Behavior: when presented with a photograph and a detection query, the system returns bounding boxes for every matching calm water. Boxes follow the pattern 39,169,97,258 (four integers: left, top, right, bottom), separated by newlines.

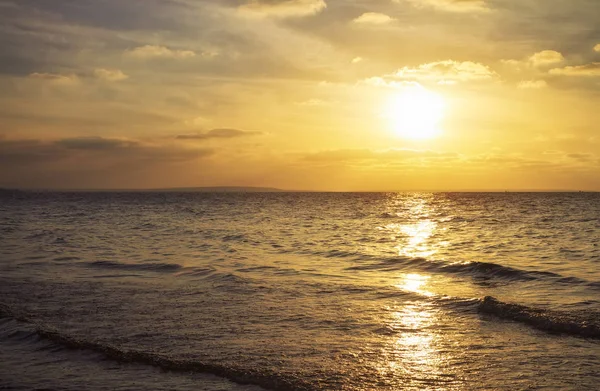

1,192,599,390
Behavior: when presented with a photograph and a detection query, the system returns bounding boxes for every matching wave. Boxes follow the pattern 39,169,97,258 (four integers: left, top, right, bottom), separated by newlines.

24,230,52,239
87,260,182,272
0,305,311,391
175,266,217,277
478,296,600,339
346,256,592,285
54,256,81,262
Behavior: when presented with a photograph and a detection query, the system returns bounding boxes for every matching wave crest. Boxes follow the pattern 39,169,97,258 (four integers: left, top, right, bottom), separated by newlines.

478,296,600,339
347,257,592,286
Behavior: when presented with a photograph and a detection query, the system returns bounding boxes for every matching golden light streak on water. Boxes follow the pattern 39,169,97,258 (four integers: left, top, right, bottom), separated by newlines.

383,194,442,258
397,273,433,297
377,300,451,390
396,220,438,258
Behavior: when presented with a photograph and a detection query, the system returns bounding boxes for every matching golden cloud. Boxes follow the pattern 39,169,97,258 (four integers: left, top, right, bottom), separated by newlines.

94,69,128,82
403,0,488,12
353,12,395,25
126,45,196,59
238,0,326,18
391,60,497,84
528,50,564,68
28,73,79,84
549,63,600,77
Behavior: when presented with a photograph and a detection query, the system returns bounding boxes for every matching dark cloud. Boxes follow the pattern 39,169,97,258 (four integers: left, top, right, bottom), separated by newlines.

0,0,341,83
7,0,190,32
486,0,600,57
0,139,69,164
236,0,327,17
56,136,137,150
0,137,213,166
0,136,215,188
176,128,263,140
0,0,194,77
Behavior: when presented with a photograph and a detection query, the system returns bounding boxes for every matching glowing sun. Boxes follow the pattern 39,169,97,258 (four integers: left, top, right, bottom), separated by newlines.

385,88,445,140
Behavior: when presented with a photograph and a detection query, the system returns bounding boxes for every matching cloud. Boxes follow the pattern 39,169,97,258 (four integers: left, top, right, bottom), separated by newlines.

30,69,127,85
518,80,547,89
303,148,459,164
567,153,595,162
28,72,79,84
361,77,421,89
300,148,599,175
403,0,488,12
502,50,565,72
594,44,600,53
383,60,497,85
238,0,326,18
528,50,564,68
94,68,128,82
501,59,522,69
126,45,196,59
176,128,262,140
353,12,395,25
56,137,136,150
351,57,363,64
0,137,214,188
0,137,212,165
549,63,600,77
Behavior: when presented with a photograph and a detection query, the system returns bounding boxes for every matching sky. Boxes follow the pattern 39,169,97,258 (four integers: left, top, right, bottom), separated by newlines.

0,0,599,191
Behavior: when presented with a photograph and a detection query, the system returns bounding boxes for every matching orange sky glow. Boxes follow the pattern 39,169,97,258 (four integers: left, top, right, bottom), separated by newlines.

1,0,599,190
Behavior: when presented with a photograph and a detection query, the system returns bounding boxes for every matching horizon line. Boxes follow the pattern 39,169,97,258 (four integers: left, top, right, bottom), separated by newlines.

1,186,598,193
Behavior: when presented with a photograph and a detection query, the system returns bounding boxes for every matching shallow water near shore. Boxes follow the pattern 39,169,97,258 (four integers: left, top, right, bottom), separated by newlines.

1,192,599,390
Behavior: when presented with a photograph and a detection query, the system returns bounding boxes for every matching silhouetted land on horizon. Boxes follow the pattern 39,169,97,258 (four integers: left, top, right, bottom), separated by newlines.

150,186,285,192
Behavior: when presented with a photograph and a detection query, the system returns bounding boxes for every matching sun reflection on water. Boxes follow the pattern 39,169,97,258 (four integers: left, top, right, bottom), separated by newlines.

383,194,443,258
398,273,433,297
377,300,446,388
375,194,457,389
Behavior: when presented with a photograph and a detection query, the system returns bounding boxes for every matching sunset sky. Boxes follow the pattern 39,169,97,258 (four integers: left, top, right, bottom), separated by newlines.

1,0,599,190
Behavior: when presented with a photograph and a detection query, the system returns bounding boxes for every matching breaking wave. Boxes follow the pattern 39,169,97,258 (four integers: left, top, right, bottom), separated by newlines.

346,256,593,286
478,296,600,339
0,304,311,391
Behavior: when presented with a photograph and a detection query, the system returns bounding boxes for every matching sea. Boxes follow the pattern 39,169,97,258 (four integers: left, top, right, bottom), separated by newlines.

1,191,599,390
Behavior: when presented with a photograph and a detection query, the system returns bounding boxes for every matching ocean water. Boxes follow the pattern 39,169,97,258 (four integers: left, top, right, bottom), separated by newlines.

1,191,599,390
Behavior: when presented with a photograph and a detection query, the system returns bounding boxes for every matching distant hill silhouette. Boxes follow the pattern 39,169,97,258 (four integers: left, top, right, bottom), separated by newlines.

149,186,284,193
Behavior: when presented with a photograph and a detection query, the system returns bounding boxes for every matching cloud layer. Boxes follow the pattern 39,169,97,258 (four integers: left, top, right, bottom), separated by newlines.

238,0,327,18
0,0,599,190
403,0,488,12
176,128,263,140
549,63,600,77
353,12,395,25
126,45,196,59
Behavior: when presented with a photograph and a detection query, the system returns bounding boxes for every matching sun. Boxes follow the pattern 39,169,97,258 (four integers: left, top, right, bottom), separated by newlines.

384,87,445,140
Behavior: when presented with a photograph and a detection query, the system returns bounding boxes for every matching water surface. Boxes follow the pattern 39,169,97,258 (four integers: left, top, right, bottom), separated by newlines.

1,192,599,390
